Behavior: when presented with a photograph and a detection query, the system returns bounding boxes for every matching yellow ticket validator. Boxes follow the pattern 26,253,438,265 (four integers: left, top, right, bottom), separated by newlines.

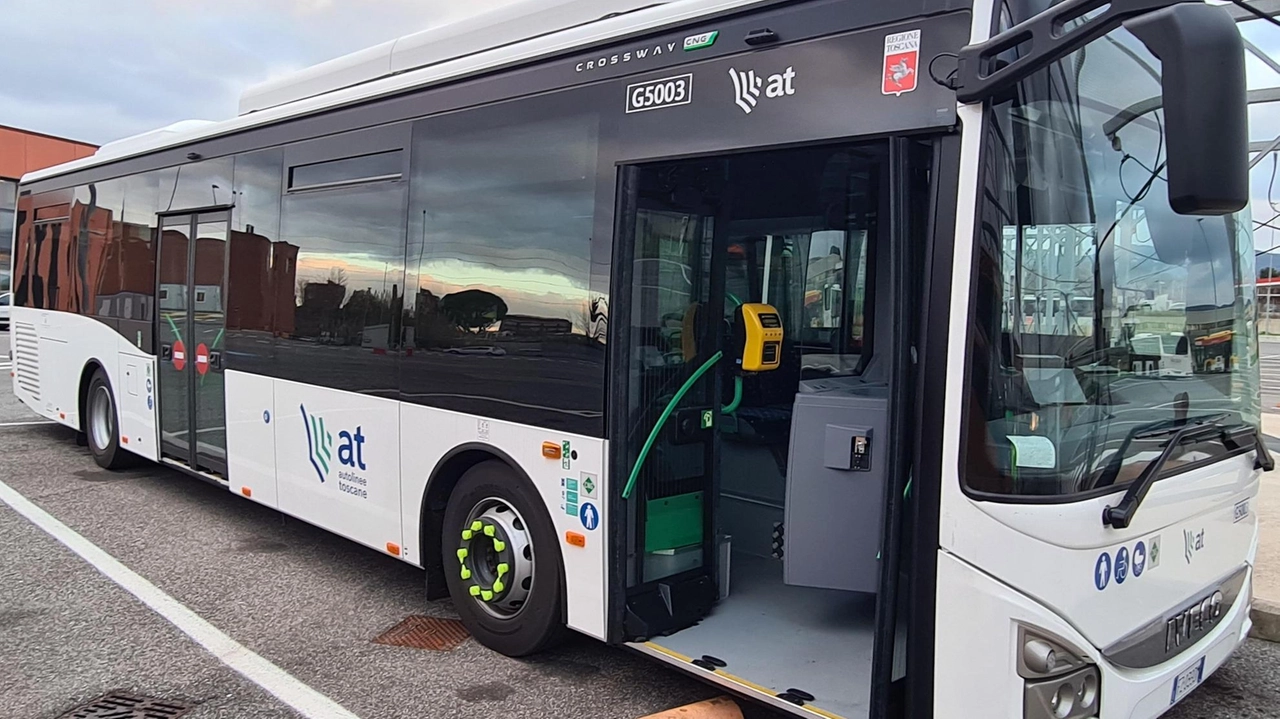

735,303,784,372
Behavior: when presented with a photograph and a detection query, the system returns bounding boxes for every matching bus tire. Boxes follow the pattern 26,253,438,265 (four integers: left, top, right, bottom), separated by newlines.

84,369,132,470
441,460,566,657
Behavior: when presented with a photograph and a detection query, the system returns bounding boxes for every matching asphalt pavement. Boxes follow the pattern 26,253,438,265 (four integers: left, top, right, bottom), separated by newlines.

0,332,1278,719
0,325,722,718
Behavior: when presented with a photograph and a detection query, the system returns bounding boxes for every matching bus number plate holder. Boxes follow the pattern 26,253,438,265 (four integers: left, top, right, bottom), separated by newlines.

1171,656,1205,706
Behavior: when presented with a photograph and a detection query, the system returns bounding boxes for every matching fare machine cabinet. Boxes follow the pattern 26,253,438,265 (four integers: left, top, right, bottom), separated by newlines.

783,380,889,593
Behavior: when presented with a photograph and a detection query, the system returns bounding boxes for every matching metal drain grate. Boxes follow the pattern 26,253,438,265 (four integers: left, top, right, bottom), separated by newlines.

373,615,470,651
57,691,191,719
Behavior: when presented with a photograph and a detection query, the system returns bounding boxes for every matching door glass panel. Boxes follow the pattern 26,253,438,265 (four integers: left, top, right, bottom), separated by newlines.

627,187,720,584
158,217,191,457
193,214,228,470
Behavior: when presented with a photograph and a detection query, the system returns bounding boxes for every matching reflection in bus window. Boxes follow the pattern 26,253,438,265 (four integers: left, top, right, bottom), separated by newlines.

964,22,1260,498
403,105,604,433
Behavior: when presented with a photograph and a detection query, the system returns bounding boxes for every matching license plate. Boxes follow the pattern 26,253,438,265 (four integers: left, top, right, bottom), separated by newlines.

1170,656,1206,706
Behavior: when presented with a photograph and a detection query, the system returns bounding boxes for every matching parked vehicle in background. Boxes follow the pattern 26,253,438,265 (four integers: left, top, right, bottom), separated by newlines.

1130,332,1194,377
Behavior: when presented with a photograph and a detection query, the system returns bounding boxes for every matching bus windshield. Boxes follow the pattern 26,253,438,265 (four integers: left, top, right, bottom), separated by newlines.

963,18,1260,499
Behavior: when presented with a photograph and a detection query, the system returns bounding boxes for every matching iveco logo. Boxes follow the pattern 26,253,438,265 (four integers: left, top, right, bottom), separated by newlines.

1166,590,1224,653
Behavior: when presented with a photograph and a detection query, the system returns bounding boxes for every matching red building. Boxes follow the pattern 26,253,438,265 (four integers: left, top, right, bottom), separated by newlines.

0,125,98,287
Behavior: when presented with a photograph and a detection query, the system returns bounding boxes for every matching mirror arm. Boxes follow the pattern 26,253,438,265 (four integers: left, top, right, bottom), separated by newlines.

952,0,1190,104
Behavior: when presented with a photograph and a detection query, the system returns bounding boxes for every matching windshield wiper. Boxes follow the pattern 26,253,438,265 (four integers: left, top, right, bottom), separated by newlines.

1102,417,1274,529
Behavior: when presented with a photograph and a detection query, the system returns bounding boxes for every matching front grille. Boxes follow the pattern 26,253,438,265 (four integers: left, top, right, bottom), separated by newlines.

13,321,39,401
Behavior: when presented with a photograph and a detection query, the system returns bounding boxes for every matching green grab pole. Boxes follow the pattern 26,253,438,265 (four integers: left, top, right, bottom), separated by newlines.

622,351,723,500
720,375,743,415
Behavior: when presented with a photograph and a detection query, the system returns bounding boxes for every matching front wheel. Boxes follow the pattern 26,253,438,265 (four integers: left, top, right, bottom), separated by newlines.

441,460,566,656
85,369,132,470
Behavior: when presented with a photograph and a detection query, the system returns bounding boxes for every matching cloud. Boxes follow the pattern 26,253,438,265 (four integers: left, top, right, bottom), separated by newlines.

0,0,521,144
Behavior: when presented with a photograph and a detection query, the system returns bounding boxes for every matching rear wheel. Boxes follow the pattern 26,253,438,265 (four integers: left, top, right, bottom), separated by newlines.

85,369,132,470
441,460,565,656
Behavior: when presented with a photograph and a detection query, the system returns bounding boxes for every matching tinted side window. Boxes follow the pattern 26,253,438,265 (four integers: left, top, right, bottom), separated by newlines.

271,180,406,394
290,151,402,190
118,171,163,326
405,102,604,434
12,193,31,305
158,158,234,212
0,179,16,286
225,149,286,372
15,192,74,310
79,180,127,319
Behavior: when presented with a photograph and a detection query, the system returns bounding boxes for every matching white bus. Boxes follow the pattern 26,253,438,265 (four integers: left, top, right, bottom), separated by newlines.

8,0,1273,717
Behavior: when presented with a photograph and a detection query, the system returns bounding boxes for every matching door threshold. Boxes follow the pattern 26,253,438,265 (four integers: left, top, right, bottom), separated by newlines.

160,457,229,487
629,641,846,719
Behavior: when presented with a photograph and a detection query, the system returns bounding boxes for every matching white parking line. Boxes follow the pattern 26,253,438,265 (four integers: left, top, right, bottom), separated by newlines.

0,479,362,719
0,420,56,427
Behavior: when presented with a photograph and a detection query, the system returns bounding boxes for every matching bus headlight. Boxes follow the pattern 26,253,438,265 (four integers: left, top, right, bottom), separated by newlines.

1019,627,1100,719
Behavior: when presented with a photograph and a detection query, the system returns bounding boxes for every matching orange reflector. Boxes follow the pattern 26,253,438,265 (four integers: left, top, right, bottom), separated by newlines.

120,436,129,444
565,531,586,548
59,412,65,419
542,442,562,460
386,542,402,556
241,487,252,497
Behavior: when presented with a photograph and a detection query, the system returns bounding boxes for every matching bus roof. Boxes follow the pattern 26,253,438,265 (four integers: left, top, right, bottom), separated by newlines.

24,0,773,186
239,0,675,116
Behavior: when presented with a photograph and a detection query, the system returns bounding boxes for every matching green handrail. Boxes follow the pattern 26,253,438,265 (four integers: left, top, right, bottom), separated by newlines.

721,375,743,415
622,351,723,500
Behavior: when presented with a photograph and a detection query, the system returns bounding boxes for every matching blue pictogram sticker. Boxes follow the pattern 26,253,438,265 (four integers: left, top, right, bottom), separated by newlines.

1115,546,1130,584
1095,552,1112,591
579,501,599,531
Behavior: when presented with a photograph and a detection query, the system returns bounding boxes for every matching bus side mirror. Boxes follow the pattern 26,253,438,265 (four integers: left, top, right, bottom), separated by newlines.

953,0,1248,217
1124,3,1248,216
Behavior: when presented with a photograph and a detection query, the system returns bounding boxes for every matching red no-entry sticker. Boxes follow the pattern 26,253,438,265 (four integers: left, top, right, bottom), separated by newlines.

172,340,186,371
195,343,210,376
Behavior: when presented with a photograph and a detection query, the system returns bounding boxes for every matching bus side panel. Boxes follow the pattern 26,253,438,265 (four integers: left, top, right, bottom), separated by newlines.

225,370,278,507
10,308,54,422
399,402,607,641
114,344,158,461
10,308,140,441
272,378,403,556
28,308,86,428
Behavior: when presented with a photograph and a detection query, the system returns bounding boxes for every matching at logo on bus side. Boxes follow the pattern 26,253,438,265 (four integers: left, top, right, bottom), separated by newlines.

728,65,796,115
1184,528,1204,564
301,404,368,490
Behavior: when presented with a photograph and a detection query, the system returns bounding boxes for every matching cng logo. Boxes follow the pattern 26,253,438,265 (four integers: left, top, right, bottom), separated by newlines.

301,404,368,488
728,65,796,114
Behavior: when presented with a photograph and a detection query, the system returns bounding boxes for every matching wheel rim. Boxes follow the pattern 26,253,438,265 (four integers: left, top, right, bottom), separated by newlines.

455,497,535,619
89,385,113,451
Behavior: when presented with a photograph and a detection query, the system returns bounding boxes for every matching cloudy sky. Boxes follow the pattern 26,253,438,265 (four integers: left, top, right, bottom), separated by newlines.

0,0,520,144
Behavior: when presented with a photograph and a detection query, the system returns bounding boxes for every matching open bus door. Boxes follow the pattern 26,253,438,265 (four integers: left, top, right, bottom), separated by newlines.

611,138,932,717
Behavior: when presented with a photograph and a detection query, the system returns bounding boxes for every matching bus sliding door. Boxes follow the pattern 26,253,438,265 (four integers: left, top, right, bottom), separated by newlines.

156,211,229,476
